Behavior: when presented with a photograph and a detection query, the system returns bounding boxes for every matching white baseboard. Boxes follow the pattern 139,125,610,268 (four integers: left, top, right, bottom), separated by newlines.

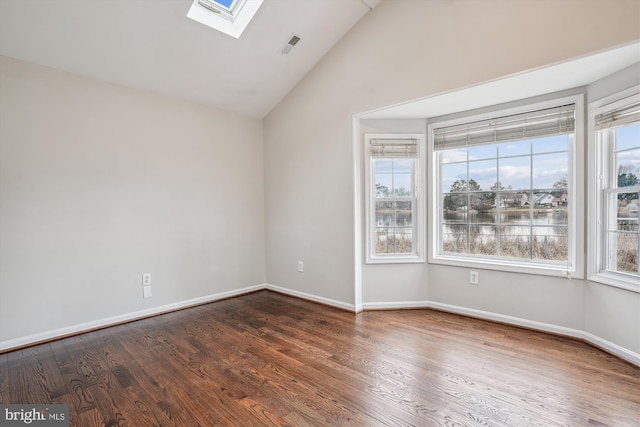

265,283,357,312
0,284,266,353
3,284,638,367
427,301,584,338
427,301,640,367
0,283,354,352
580,331,640,367
362,301,431,310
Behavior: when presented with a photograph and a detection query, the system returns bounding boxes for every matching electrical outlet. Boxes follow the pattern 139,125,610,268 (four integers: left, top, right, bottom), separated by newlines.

469,271,479,285
297,261,304,272
143,285,152,298
142,273,151,286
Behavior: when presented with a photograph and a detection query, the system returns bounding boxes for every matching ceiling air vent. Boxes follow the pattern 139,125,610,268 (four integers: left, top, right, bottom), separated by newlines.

280,34,302,55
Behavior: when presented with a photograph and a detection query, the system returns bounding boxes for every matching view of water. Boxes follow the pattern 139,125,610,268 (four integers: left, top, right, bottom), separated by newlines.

443,209,568,236
375,205,638,262
439,209,570,259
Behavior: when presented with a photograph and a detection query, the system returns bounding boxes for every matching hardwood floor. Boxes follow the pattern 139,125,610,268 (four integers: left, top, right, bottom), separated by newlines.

1,290,638,426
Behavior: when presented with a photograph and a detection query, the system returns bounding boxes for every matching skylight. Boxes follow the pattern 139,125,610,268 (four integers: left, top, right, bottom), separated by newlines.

211,0,234,9
187,0,264,39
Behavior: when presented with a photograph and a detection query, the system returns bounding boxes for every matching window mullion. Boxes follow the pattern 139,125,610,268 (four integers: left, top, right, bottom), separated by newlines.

496,155,501,257
529,146,534,260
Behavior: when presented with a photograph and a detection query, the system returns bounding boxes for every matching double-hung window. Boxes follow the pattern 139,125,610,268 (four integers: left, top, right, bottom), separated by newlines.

364,134,425,263
590,88,640,290
429,95,582,275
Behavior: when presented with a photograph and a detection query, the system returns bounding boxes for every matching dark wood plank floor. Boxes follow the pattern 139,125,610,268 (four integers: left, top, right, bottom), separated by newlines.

1,290,638,426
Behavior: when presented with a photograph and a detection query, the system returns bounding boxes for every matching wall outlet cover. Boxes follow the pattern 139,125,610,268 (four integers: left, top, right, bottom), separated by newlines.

470,271,479,285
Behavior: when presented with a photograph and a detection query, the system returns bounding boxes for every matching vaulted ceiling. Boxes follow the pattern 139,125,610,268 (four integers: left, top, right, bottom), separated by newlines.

0,0,379,118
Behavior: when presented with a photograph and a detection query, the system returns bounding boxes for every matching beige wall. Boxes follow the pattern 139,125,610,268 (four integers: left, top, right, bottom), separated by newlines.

0,56,266,344
264,0,640,358
359,119,429,305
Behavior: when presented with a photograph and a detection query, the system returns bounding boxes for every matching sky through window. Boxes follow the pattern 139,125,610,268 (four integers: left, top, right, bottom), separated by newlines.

212,0,234,9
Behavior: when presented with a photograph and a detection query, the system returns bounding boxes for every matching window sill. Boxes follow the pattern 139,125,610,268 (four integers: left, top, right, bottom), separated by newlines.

365,255,425,265
429,254,582,279
588,272,640,293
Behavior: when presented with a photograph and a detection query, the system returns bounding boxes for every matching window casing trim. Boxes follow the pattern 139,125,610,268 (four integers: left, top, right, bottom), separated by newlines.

364,133,426,264
427,93,585,278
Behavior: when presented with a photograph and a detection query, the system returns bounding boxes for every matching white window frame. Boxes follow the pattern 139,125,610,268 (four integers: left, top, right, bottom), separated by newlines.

427,94,585,278
364,133,425,264
187,0,264,39
588,86,640,292
198,0,245,21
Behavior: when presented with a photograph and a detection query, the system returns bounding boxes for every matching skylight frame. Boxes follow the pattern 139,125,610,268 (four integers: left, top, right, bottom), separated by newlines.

198,0,242,22
209,0,236,11
187,0,264,39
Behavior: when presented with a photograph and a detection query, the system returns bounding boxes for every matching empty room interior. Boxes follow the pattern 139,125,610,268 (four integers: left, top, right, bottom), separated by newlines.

1,0,639,425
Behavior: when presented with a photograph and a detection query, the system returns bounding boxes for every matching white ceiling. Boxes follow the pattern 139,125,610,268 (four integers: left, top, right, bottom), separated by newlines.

0,0,378,118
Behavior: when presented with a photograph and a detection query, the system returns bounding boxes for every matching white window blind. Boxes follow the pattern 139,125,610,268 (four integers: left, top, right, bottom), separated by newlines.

434,104,575,150
369,139,418,158
593,93,640,130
